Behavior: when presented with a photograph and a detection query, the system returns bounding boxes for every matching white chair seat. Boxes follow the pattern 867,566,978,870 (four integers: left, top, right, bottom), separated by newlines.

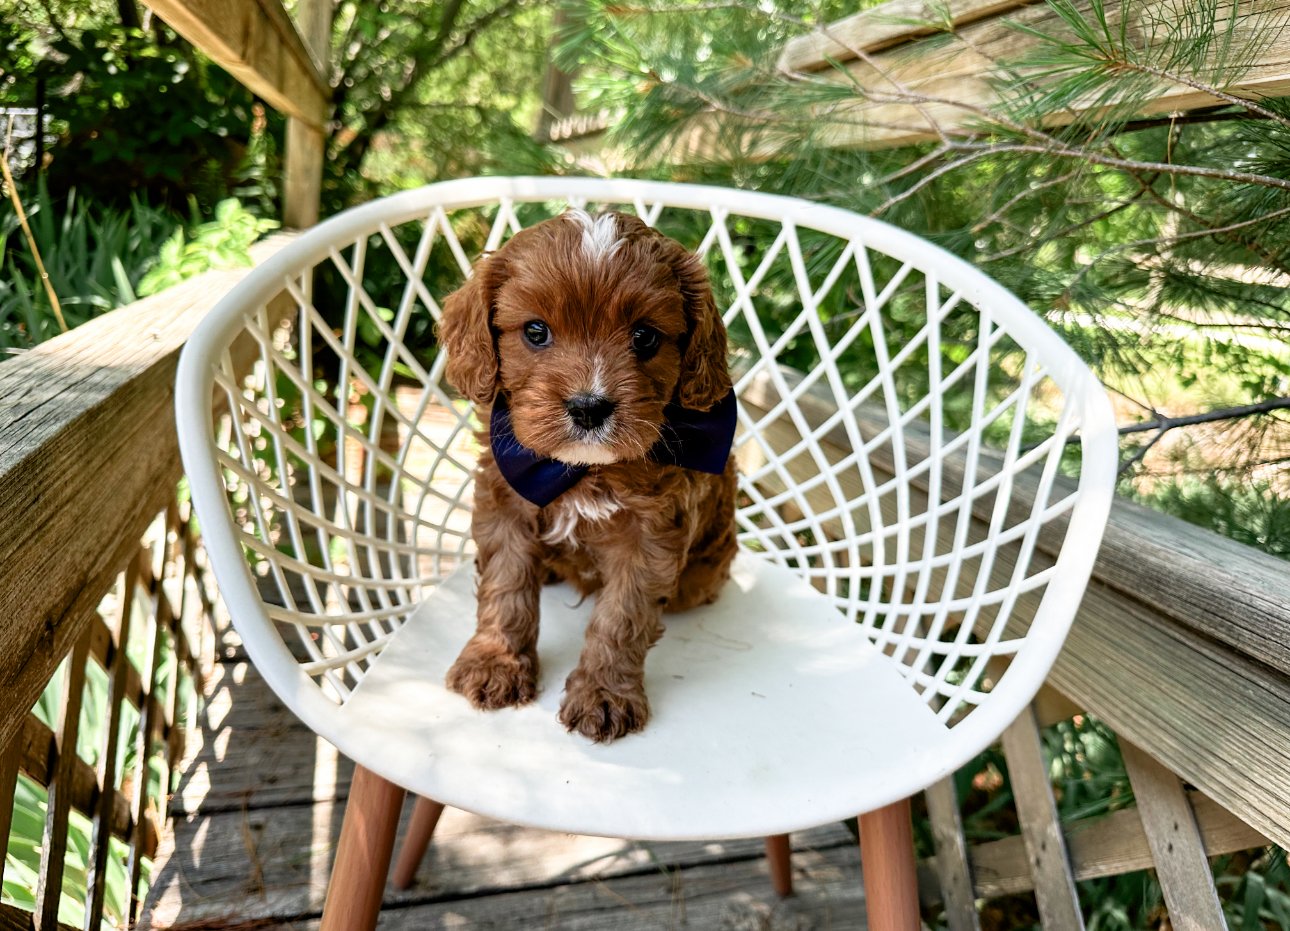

336,552,949,841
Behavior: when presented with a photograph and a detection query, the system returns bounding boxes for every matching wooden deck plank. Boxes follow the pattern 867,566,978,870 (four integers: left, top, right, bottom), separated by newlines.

149,557,874,929
171,659,356,815
147,644,859,928
257,845,868,930
142,799,857,927
0,235,297,760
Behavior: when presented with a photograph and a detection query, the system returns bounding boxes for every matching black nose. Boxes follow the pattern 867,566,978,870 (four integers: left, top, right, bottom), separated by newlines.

565,394,616,431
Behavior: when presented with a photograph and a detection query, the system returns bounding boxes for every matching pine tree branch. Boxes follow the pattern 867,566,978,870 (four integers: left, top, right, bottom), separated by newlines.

971,169,1085,233
1118,397,1290,436
1118,427,1166,475
1113,398,1290,474
1152,306,1290,334
1103,57,1290,134
977,188,1150,261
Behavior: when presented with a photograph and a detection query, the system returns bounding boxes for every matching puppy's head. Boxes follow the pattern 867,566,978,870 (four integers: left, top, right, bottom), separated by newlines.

439,209,730,466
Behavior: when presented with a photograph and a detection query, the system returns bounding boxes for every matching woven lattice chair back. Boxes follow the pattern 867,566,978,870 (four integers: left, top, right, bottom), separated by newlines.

178,178,1116,830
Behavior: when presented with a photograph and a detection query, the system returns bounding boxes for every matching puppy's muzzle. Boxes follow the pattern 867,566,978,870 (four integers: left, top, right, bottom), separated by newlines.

565,394,616,431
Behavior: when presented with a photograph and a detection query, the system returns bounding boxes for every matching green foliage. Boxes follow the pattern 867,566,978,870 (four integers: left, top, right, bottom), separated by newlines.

1217,849,1290,929
1,7,277,209
1,183,274,350
138,199,278,297
562,3,1290,925
561,0,1290,486
324,0,557,208
4,773,137,930
1131,475,1290,559
0,179,180,348
5,575,181,928
560,0,1290,592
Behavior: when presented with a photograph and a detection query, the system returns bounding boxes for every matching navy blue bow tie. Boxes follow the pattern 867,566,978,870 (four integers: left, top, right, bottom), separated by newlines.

489,390,738,507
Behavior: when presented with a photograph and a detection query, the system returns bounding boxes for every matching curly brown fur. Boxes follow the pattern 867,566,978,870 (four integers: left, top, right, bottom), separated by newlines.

439,209,737,742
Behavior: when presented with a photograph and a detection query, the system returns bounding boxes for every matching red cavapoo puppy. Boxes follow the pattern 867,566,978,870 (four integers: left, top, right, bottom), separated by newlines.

438,208,738,743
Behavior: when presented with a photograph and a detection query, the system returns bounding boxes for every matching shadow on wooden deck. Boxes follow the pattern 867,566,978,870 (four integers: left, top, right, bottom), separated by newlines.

138,629,869,930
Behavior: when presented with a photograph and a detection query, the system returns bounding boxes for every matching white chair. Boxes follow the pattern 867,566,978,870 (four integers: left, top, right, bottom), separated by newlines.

176,177,1117,930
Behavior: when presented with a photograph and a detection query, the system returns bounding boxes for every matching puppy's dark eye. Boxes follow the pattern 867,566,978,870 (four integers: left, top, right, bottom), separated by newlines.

630,324,661,360
522,320,551,347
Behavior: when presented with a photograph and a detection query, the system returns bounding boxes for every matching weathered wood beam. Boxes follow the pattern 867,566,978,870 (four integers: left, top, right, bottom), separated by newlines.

140,0,329,128
741,371,1290,848
809,0,1290,150
0,235,298,759
779,0,1039,72
924,777,981,931
652,0,1290,160
1121,741,1227,930
999,707,1085,930
34,630,91,931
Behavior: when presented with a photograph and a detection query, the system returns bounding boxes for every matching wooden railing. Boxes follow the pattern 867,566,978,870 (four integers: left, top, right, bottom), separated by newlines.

742,368,1289,927
0,508,205,931
1,0,325,922
0,239,294,930
776,0,1290,147
3,0,1289,928
553,0,1290,157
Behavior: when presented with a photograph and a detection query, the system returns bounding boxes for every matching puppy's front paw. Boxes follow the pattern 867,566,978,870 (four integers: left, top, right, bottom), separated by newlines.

558,673,650,743
445,637,538,710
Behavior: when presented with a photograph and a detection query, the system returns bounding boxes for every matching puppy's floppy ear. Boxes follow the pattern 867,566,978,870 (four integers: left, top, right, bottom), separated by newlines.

439,254,503,407
668,244,732,411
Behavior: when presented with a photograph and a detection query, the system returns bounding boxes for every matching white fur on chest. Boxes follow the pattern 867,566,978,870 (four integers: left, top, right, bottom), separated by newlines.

541,490,621,545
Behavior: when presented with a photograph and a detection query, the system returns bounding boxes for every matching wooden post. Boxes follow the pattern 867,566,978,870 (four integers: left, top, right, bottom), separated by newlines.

534,7,575,142
858,798,921,931
284,0,331,229
1121,741,1228,930
1000,706,1086,930
34,629,93,931
924,777,981,931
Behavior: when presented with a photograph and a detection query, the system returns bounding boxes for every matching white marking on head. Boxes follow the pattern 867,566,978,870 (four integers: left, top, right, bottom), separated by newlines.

589,356,607,397
565,208,623,263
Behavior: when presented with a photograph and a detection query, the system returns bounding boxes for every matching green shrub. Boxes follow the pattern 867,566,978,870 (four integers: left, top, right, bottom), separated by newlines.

1140,476,1290,560
6,21,275,210
1,185,276,351
138,198,278,297
0,181,181,349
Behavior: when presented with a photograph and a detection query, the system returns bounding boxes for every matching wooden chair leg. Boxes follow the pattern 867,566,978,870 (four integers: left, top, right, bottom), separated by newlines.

392,796,446,890
319,765,406,931
858,798,921,931
765,833,793,897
